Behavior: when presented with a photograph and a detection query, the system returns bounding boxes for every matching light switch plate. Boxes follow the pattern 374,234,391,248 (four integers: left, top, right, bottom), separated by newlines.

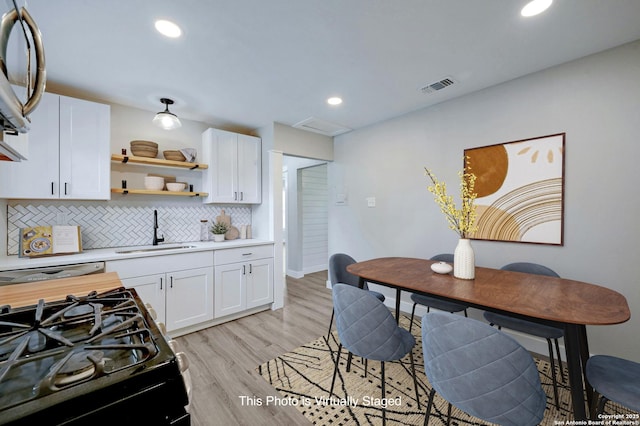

367,197,376,207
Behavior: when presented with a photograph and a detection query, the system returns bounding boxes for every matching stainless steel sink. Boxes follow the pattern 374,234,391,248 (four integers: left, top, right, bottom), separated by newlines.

115,245,196,254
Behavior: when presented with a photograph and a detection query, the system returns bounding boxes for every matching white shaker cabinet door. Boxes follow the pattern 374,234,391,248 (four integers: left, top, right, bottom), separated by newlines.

0,92,59,199
121,274,166,326
166,267,214,332
59,95,111,200
237,134,261,204
246,257,273,308
214,262,246,318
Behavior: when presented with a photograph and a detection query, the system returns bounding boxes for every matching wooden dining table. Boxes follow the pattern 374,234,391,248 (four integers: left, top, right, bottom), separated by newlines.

347,257,631,420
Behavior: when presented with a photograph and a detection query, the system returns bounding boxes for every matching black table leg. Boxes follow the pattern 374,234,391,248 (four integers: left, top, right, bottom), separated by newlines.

395,288,401,324
564,323,588,420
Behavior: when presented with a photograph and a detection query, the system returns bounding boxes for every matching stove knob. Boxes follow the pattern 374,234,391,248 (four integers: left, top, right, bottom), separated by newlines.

176,352,190,373
157,322,166,335
145,303,157,320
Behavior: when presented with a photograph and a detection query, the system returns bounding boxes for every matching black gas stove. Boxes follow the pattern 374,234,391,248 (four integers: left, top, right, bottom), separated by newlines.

0,287,190,425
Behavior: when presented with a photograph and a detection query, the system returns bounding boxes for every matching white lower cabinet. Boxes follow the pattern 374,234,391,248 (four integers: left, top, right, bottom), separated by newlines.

214,245,274,318
106,252,214,334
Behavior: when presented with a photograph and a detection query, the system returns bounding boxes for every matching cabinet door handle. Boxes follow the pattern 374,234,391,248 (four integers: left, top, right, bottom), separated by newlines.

51,182,55,195
240,191,244,201
64,182,68,195
160,277,163,290
170,276,174,288
234,191,238,200
242,265,246,275
249,264,252,274
242,252,252,256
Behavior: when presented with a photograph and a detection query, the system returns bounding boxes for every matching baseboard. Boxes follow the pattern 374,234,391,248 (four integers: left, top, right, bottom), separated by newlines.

286,269,304,279
304,264,328,275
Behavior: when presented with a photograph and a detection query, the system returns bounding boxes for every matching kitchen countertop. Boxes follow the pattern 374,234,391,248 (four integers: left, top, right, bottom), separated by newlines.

0,239,274,271
0,271,124,308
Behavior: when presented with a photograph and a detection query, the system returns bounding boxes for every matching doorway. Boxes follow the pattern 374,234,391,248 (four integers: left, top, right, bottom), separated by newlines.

282,156,328,278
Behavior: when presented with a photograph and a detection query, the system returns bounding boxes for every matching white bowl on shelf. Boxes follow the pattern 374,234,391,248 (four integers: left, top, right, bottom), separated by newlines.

166,182,186,192
144,176,165,191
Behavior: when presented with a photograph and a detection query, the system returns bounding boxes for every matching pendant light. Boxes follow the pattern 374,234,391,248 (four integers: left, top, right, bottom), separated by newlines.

153,98,182,130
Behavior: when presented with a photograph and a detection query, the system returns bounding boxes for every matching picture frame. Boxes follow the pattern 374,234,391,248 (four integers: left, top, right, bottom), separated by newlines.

464,133,565,245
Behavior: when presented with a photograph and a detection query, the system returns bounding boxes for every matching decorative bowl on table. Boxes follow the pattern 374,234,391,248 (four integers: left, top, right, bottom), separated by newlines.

131,140,158,158
144,176,165,191
431,261,453,274
163,150,186,162
166,182,186,192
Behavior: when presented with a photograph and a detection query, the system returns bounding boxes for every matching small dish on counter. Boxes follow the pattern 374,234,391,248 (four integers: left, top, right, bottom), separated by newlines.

431,261,453,274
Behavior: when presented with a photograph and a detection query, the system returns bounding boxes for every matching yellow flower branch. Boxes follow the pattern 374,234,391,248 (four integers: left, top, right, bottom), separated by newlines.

424,158,478,238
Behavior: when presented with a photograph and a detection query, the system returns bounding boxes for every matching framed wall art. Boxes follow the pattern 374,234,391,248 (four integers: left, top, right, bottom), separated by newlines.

464,133,565,245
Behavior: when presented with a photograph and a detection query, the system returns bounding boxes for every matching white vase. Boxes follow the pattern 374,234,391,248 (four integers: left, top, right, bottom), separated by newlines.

454,238,475,279
213,234,225,242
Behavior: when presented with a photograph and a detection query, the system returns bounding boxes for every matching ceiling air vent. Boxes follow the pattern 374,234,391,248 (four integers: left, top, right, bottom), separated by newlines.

292,117,352,137
420,76,456,94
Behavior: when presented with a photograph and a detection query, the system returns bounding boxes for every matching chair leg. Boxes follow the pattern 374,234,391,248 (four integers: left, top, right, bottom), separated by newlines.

326,309,335,342
346,352,353,372
409,302,417,332
409,350,421,410
463,309,468,318
446,402,452,426
546,338,560,409
596,394,609,417
330,344,343,396
381,361,386,426
424,388,436,426
554,338,565,383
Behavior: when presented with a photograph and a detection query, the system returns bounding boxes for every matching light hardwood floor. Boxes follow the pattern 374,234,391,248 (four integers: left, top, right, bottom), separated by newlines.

177,271,331,426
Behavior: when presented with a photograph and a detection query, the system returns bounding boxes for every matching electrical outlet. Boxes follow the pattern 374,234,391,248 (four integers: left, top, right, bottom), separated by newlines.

367,197,376,208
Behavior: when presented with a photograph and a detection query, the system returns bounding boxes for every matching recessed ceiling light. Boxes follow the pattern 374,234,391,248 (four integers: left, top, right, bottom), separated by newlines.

155,19,182,38
521,0,552,17
327,97,343,106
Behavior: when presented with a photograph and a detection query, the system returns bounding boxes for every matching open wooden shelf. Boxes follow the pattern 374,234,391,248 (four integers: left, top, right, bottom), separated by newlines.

111,188,209,197
111,154,208,170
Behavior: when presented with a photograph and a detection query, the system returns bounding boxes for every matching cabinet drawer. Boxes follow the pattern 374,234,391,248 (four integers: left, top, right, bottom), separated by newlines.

107,251,213,279
214,244,273,265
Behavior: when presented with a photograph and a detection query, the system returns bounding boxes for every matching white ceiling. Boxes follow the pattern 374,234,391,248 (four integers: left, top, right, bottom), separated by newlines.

21,0,640,134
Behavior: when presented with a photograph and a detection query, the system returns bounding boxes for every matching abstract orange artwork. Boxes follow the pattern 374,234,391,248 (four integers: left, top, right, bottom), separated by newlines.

465,133,565,245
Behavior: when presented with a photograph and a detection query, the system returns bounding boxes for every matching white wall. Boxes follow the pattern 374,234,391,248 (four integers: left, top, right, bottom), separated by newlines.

329,40,640,361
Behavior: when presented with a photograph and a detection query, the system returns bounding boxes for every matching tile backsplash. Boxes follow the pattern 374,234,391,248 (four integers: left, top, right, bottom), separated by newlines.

6,201,251,255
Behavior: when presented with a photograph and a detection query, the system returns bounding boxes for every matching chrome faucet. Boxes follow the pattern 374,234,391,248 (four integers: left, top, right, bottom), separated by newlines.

153,209,164,245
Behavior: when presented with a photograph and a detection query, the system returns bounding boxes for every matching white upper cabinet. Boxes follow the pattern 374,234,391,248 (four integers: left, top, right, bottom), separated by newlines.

0,92,110,200
201,128,261,204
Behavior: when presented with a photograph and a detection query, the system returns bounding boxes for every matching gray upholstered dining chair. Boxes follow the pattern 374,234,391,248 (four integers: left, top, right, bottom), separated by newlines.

586,355,640,416
326,253,385,341
421,311,547,426
408,253,469,332
330,283,420,426
483,262,564,409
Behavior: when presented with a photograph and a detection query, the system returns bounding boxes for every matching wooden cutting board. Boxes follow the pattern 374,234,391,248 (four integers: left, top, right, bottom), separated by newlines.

0,272,124,308
225,226,239,240
216,209,231,226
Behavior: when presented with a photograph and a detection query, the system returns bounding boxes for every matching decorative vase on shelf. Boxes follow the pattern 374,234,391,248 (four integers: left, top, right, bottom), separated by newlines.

212,234,225,242
454,238,475,279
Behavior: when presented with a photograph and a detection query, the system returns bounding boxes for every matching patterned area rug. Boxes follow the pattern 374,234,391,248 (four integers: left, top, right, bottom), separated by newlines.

258,315,636,425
